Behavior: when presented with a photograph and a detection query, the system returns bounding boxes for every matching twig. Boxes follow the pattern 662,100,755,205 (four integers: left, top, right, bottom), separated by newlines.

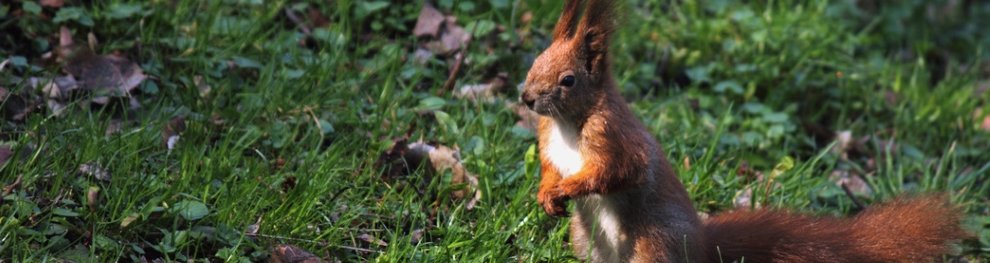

439,21,479,95
439,51,465,95
840,182,866,211
2,174,24,196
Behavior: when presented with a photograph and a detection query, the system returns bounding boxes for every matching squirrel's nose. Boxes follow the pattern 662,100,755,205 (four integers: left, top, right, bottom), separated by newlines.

521,90,537,110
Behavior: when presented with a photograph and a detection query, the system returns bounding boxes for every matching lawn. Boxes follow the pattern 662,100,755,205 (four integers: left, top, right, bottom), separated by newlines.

1,0,989,262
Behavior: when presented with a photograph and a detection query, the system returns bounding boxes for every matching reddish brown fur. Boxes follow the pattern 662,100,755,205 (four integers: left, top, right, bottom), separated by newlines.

523,0,968,262
705,196,966,263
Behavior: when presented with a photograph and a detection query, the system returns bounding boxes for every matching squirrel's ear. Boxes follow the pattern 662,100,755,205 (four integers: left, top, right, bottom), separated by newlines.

575,0,615,74
551,0,582,40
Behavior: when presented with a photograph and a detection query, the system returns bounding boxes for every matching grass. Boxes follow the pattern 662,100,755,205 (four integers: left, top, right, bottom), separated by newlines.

1,0,988,261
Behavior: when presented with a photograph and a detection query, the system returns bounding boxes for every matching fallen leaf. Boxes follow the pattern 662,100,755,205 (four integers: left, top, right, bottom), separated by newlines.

832,130,853,159
105,119,123,136
245,216,262,237
87,186,100,210
162,116,186,150
437,17,470,55
40,0,64,8
407,141,482,209
357,233,388,247
57,26,146,106
270,244,323,263
1,89,39,121
2,174,23,196
412,48,433,65
78,162,111,181
454,73,508,102
829,170,873,198
376,135,482,209
194,75,210,98
0,145,11,164
375,137,424,180
733,186,756,209
64,53,146,96
120,213,139,228
412,4,445,38
410,228,426,244
42,75,80,99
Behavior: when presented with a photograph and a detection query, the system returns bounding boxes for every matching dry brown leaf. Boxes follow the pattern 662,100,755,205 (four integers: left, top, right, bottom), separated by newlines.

86,186,100,210
57,27,146,105
408,142,482,209
105,119,123,137
412,4,445,38
829,170,873,198
454,73,508,102
163,116,186,150
375,138,424,180
1,87,40,121
412,48,434,65
410,228,426,244
270,244,324,263
78,162,111,181
0,145,12,164
733,186,756,209
194,75,211,98
40,0,64,8
245,216,262,237
42,75,79,99
832,130,853,159
357,233,388,247
439,17,470,54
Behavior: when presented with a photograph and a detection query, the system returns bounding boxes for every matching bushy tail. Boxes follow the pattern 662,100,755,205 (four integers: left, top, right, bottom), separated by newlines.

703,195,967,263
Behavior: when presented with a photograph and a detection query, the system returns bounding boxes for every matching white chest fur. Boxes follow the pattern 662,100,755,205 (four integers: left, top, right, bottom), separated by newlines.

545,122,584,178
577,195,625,261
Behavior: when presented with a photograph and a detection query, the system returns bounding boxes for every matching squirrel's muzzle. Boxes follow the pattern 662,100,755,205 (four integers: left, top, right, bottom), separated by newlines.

521,89,539,110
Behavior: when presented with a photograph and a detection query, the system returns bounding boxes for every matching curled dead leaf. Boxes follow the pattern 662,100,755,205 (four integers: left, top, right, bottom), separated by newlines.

733,186,756,209
407,141,482,209
270,244,324,263
413,4,445,38
436,17,470,55
454,73,509,102
357,233,388,247
1,87,40,121
829,170,873,198
57,26,146,107
376,137,482,210
87,186,100,210
194,75,211,98
410,228,427,244
40,0,64,8
163,116,186,150
0,145,12,164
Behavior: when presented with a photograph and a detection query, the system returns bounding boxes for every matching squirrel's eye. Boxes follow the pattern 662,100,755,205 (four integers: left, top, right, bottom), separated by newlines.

560,75,575,87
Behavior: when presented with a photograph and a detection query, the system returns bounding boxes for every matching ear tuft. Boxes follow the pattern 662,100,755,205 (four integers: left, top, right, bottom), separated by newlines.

575,0,618,74
551,0,583,40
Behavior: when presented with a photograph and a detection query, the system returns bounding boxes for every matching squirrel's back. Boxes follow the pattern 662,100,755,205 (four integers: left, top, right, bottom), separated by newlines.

704,195,967,263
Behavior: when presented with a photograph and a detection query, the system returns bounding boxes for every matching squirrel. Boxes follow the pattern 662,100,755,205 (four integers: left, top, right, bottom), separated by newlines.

520,0,968,262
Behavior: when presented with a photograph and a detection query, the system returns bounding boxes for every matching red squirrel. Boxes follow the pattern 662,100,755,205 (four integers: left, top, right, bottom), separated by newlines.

520,1,967,262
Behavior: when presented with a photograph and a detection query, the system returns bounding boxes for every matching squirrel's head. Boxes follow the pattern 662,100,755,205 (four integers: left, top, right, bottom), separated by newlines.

522,0,616,120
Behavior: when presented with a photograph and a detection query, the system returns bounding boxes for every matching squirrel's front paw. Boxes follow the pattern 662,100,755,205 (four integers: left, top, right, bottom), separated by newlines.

538,186,570,217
